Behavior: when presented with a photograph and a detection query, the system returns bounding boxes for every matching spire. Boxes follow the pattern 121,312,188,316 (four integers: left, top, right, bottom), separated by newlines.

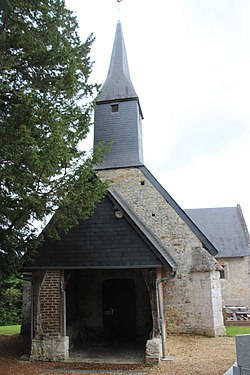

97,20,138,101
94,20,144,170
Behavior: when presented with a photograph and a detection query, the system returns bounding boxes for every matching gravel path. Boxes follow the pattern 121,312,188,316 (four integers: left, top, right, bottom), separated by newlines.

0,334,236,375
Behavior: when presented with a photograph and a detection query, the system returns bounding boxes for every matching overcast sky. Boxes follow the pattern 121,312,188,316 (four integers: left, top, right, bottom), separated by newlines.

65,0,250,229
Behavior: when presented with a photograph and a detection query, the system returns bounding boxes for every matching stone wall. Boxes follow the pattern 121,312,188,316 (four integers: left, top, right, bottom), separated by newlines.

30,335,69,362
98,167,225,336
219,257,250,308
163,270,225,336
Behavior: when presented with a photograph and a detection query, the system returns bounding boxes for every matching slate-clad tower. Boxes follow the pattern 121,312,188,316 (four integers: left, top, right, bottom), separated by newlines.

94,21,144,169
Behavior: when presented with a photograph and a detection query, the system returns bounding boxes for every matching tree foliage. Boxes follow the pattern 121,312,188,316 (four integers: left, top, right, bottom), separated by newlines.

0,275,23,325
0,0,107,277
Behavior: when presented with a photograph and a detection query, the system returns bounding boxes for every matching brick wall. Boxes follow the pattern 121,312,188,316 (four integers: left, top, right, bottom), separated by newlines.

39,270,61,335
31,270,69,361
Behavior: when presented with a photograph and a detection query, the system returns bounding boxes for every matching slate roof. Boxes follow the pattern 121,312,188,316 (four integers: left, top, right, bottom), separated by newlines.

97,21,143,117
24,191,177,271
139,166,218,256
94,20,144,170
98,21,137,101
185,205,250,258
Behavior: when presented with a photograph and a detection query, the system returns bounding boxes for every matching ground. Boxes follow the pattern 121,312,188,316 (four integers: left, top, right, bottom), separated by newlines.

0,334,236,375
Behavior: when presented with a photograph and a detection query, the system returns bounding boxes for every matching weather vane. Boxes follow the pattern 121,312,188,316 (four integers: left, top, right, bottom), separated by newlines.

116,0,123,19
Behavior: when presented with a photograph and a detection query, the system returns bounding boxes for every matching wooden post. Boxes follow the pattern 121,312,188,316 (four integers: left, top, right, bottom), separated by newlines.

141,268,161,338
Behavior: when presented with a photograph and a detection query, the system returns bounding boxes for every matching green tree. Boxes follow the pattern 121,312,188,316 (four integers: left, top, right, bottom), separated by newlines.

0,275,23,325
0,0,107,278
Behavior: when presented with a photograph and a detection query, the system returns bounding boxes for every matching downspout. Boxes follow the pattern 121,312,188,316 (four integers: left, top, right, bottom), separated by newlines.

156,271,176,360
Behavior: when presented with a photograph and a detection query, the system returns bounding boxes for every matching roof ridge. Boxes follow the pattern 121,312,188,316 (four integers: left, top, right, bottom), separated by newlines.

139,166,218,256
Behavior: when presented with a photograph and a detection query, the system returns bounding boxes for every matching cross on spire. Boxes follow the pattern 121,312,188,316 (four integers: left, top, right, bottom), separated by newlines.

116,0,123,20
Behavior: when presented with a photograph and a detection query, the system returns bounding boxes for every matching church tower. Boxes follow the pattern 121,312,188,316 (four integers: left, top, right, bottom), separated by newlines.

94,21,144,169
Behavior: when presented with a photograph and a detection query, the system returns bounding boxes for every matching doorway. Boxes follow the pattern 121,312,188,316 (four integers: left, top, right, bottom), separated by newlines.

102,279,136,339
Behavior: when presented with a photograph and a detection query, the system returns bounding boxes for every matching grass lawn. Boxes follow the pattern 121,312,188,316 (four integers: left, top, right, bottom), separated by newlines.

226,325,250,336
1,324,250,337
0,325,21,335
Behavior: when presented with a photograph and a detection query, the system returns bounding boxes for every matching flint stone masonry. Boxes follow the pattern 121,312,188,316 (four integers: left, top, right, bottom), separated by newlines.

30,335,69,362
98,167,225,336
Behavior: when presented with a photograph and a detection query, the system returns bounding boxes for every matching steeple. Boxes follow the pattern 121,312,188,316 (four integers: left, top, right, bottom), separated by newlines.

98,20,138,102
94,21,144,170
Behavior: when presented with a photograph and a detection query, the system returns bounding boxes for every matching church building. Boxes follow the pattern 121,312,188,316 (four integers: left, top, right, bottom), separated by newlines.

23,20,225,363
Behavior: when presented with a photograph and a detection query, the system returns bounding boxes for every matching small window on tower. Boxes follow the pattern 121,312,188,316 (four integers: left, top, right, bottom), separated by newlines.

219,265,226,279
111,104,119,113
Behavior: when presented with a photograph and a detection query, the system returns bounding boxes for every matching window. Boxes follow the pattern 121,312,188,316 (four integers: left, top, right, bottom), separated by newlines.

219,265,226,279
111,104,119,113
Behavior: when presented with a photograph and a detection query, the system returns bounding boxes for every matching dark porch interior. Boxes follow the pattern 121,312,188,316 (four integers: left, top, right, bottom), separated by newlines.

65,269,153,361
68,339,145,364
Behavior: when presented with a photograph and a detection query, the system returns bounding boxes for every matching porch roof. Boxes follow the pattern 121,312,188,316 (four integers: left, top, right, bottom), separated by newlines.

24,191,176,271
